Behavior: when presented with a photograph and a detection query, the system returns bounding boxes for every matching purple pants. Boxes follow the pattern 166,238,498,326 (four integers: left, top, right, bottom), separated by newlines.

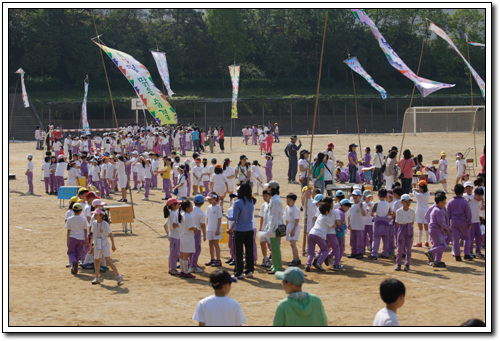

396,223,413,266
228,231,235,260
102,180,110,196
67,237,84,265
252,135,257,145
173,175,178,187
388,224,396,254
244,135,249,145
372,218,390,257
168,237,180,272
186,173,191,197
49,173,56,192
144,178,151,198
189,230,202,268
326,233,340,266
92,181,101,194
469,222,482,253
87,175,92,187
451,221,471,257
114,177,118,190
203,181,210,195
274,132,279,142
133,172,138,189
180,143,185,156
95,143,101,153
337,235,345,258
152,174,158,189
44,176,50,192
429,227,447,262
371,235,389,257
364,224,373,249
56,175,64,191
165,144,171,156
72,146,78,155
163,179,172,199
27,172,33,193
307,234,328,266
350,229,364,255
266,170,273,183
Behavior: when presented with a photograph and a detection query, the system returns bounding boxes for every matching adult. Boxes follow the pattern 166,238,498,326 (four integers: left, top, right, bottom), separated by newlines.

372,144,385,191
227,183,255,279
35,127,42,150
263,180,284,275
312,152,326,195
298,150,311,189
384,151,398,190
323,154,335,197
192,128,201,154
479,145,486,178
218,126,225,153
235,155,251,186
398,149,415,194
284,135,302,184
207,127,214,153
347,143,358,183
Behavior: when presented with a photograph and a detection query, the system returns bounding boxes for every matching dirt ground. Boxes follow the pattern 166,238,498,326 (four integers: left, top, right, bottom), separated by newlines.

7,132,487,328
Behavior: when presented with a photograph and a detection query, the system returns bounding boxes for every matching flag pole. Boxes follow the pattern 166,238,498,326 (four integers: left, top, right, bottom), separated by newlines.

347,53,363,159
466,35,478,167
302,9,328,256
9,75,20,142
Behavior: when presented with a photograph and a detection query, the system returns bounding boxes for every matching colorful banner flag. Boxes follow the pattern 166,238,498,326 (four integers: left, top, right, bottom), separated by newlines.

81,80,90,134
344,57,387,99
351,9,455,97
429,22,485,99
15,68,30,108
94,42,177,125
229,65,240,119
151,51,175,98
468,42,485,47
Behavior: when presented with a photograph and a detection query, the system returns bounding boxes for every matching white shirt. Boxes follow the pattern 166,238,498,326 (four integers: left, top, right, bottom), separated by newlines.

298,159,309,178
65,215,88,240
176,173,188,197
211,173,228,192
395,207,416,225
92,220,112,246
327,209,341,234
309,214,333,239
27,160,34,173
206,204,223,232
223,167,235,192
191,206,206,231
373,307,400,326
251,165,264,182
427,171,437,183
193,295,246,326
373,153,385,168
259,202,268,221
201,165,210,182
285,205,301,225
323,160,335,181
41,162,50,177
374,200,391,217
167,211,180,239
468,197,483,223
179,211,195,240
363,201,374,226
456,159,466,174
66,168,79,186
347,202,365,230
438,159,449,172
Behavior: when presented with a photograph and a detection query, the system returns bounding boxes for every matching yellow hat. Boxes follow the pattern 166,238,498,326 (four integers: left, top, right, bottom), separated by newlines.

77,187,89,195
301,186,313,193
69,196,79,204
440,151,446,156
416,171,422,175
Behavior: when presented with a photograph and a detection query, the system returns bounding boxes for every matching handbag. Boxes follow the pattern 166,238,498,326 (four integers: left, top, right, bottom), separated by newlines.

398,160,408,180
379,154,386,173
173,188,178,196
276,224,287,238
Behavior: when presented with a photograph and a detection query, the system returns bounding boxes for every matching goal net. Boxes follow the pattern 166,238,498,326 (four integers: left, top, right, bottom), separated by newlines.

402,106,486,134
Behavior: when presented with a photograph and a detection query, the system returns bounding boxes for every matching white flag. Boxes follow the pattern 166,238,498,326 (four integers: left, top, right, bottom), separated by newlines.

151,51,175,98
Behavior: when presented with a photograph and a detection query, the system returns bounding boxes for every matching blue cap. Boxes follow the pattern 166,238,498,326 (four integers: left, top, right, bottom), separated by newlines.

194,194,205,204
275,267,305,286
312,194,324,204
340,199,352,206
335,190,345,197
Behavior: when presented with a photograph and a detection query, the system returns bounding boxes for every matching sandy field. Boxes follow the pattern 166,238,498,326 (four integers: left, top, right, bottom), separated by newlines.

7,132,487,328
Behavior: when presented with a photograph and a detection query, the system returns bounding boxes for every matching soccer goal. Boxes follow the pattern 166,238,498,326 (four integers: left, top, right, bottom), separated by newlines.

401,106,486,135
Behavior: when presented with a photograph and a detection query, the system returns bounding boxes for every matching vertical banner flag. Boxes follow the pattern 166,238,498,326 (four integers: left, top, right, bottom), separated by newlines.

94,42,177,125
229,65,240,119
15,68,30,108
81,80,90,134
429,22,485,99
344,57,387,99
351,9,455,97
151,51,175,98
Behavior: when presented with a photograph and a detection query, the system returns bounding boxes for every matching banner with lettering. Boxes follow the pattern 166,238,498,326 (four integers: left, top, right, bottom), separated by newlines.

151,51,175,98
344,57,387,99
429,22,485,99
15,68,30,108
94,42,177,125
228,65,240,119
81,80,90,134
351,9,455,97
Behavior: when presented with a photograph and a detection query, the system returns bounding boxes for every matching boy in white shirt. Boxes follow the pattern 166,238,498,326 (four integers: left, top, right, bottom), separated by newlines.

467,186,485,258
395,194,416,271
190,194,207,273
41,156,51,194
306,203,333,272
455,152,466,185
205,193,223,267
373,279,405,326
347,189,366,259
285,193,301,266
368,189,394,260
259,190,272,267
193,270,245,326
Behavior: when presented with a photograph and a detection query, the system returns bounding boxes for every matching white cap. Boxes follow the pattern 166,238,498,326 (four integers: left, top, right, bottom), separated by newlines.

352,189,363,196
353,184,362,190
464,181,473,188
401,194,413,202
27,154,33,159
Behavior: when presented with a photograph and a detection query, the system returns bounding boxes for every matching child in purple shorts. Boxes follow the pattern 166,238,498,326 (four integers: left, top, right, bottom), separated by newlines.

394,194,415,271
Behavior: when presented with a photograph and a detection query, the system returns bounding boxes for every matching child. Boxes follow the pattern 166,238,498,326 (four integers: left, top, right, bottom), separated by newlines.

159,157,172,200
424,194,450,268
368,189,393,260
266,131,273,154
467,187,485,258
89,209,122,285
189,194,207,273
178,199,197,278
273,123,280,143
210,165,229,209
335,199,350,265
192,269,245,326
226,192,238,265
323,197,343,270
363,147,372,184
65,203,88,275
347,189,366,259
412,180,431,247
173,164,188,199
284,194,301,266
251,160,265,195
259,190,272,267
164,198,182,276
456,152,466,185
24,154,35,195
438,151,449,192
373,279,406,326
205,193,223,267
259,132,267,155
41,156,51,194
389,188,404,257
263,153,273,183
306,203,333,272
447,184,472,261
395,194,416,271
362,190,374,254
192,158,204,195
273,267,327,326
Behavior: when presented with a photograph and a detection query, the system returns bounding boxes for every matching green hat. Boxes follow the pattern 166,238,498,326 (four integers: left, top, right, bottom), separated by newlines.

275,267,305,286
72,203,83,211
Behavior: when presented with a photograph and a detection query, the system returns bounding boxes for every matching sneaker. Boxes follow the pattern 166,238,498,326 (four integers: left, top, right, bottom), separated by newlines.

183,273,196,279
81,263,95,270
100,266,108,273
245,272,254,278
312,258,318,267
355,254,364,260
91,277,101,285
265,260,272,268
424,242,430,247
367,256,378,260
141,197,149,201
169,270,180,276
470,253,476,258
477,252,485,258
395,265,402,271
464,255,473,260
228,260,235,266
205,259,214,266
225,258,234,264
347,254,357,259
424,250,434,263
333,264,344,271
305,266,311,272
192,267,204,273
295,259,302,265
388,252,396,259
261,257,269,266
212,260,222,267
287,260,298,266
116,274,123,284
313,263,325,271
71,263,78,275
324,255,332,265
413,243,422,247
66,262,71,268
379,255,389,259
455,256,462,262
433,262,446,268
404,265,410,271
234,273,245,280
